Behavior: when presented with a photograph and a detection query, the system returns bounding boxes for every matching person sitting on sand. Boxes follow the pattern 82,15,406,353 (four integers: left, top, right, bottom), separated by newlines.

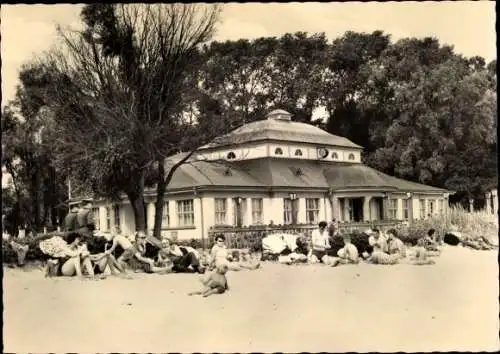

210,236,260,271
159,237,204,274
327,234,359,266
368,228,388,253
310,221,331,263
423,229,440,252
105,227,134,259
119,231,172,274
7,238,30,267
83,233,125,276
188,263,229,297
405,238,436,265
41,232,96,277
366,243,400,265
386,228,407,258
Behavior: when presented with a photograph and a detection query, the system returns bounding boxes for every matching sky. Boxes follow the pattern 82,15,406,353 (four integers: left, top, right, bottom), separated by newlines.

1,1,496,108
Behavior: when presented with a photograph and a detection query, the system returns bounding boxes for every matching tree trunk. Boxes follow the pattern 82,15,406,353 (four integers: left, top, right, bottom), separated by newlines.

153,159,166,239
153,151,196,239
126,170,147,232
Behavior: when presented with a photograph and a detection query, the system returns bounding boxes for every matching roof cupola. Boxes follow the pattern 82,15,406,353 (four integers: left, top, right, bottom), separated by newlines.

266,109,292,121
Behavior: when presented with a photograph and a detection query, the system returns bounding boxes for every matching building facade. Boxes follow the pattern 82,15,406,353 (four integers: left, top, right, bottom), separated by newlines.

89,109,452,240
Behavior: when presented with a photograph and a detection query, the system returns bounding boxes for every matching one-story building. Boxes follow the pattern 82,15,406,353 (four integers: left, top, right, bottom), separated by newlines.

88,109,452,240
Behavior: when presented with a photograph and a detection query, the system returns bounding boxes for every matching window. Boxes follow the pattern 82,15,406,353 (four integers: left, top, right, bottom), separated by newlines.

438,199,444,215
388,199,398,219
227,152,236,160
275,147,283,155
429,199,435,215
284,198,293,225
106,207,112,231
403,199,410,219
294,149,303,156
162,201,169,226
419,199,426,219
114,205,120,229
332,152,339,159
177,199,194,227
250,198,263,224
214,198,227,225
306,198,320,224
92,207,100,230
348,153,355,160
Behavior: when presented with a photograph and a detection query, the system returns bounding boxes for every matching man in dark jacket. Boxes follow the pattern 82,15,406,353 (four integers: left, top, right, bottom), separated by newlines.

75,199,96,238
63,201,80,232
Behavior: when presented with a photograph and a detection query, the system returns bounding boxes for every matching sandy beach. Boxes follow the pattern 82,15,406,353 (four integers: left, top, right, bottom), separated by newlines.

3,245,499,353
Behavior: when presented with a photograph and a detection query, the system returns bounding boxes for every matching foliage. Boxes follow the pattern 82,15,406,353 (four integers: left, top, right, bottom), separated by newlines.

18,4,221,232
395,205,499,245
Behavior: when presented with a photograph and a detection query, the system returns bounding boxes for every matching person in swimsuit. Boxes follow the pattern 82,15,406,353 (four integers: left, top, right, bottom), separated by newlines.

189,263,229,297
119,231,171,274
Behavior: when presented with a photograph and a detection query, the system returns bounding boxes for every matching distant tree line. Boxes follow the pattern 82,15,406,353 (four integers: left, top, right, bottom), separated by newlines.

2,4,496,235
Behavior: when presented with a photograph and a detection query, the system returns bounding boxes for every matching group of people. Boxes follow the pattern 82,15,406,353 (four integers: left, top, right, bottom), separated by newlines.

267,221,444,267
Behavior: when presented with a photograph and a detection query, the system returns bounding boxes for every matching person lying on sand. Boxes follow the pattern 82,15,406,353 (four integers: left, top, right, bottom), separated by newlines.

41,232,96,278
188,264,229,298
119,231,172,274
461,235,497,250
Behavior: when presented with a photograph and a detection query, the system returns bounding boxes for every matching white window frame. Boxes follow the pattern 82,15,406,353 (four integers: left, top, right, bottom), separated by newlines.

403,199,410,219
92,207,100,230
306,198,320,224
114,204,120,230
162,201,169,227
388,199,398,219
438,199,444,215
419,199,426,219
251,198,263,224
177,199,195,227
106,206,112,231
214,198,227,225
429,199,435,215
283,198,293,225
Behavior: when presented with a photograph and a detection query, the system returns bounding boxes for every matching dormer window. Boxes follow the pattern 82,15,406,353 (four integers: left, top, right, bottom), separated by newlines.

227,152,236,160
332,152,339,159
348,153,355,161
274,147,284,155
294,149,303,157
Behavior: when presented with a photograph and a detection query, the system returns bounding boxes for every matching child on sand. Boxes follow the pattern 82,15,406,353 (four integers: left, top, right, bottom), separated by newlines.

326,234,359,267
189,263,229,297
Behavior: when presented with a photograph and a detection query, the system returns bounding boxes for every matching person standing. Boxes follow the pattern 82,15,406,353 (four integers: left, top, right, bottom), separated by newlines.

75,199,96,239
63,201,80,233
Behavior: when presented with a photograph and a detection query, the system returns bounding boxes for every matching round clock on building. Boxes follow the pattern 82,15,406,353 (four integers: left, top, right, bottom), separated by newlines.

317,147,329,159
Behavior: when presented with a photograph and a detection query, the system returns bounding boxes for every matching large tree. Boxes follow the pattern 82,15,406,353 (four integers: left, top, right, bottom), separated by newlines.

23,4,221,233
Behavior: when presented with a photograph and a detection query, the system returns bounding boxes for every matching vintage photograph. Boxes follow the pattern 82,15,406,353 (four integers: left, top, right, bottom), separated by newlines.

2,2,498,352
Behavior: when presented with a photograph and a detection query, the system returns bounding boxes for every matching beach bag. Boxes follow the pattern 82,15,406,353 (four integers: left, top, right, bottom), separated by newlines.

444,233,460,246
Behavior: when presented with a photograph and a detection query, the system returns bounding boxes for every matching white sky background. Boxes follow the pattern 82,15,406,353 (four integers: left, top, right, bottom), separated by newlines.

1,1,496,110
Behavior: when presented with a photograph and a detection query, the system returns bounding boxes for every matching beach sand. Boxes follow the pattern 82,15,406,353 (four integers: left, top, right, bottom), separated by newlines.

3,245,499,353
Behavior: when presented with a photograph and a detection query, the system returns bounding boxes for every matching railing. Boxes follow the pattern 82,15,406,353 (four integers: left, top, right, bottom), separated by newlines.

207,220,406,250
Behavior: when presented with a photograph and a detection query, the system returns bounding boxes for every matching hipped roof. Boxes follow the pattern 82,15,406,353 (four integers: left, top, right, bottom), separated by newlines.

158,156,448,194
